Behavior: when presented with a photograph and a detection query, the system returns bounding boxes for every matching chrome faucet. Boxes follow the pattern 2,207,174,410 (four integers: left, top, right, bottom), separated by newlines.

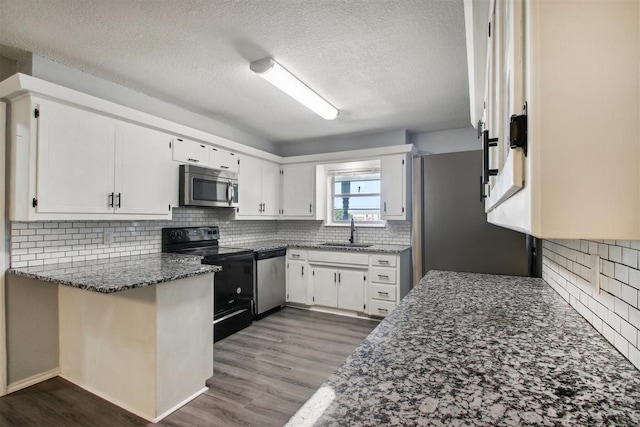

349,218,356,244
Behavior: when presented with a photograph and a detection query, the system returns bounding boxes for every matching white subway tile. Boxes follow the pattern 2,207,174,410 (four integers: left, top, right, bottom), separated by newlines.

610,246,623,263
623,248,638,269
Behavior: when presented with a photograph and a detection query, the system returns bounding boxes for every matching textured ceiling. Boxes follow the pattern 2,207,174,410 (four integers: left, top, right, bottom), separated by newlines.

0,0,470,143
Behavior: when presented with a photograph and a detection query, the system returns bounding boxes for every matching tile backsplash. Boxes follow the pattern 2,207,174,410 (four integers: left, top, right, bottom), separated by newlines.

10,209,411,267
543,239,640,370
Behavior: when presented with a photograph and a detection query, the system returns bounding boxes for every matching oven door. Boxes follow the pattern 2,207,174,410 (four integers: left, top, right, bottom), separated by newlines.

179,165,238,208
205,252,254,318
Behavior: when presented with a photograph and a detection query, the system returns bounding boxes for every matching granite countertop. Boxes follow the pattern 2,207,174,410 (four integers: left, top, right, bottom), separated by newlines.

235,240,410,254
288,270,640,426
8,253,220,294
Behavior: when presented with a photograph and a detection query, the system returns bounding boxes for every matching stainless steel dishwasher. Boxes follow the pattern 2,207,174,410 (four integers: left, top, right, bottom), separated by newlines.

254,247,286,317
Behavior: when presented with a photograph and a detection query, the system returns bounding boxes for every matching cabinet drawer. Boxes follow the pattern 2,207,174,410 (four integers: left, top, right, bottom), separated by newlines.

371,283,396,302
370,254,397,267
370,267,396,285
369,300,396,317
288,249,307,260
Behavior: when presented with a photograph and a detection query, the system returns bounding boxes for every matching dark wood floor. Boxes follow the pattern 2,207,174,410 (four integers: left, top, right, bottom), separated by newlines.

0,308,378,426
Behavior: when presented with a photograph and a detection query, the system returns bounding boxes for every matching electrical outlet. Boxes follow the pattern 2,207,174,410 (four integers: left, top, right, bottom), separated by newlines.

103,230,115,245
590,254,600,293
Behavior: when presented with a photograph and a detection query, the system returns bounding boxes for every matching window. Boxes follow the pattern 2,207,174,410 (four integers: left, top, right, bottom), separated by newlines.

332,173,382,223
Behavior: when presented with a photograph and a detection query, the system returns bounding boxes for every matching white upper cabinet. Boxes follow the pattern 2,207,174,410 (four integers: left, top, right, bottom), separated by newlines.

465,0,640,239
7,96,174,221
36,99,115,215
172,137,209,166
114,124,173,216
380,154,411,220
237,155,280,218
281,164,315,218
209,147,239,174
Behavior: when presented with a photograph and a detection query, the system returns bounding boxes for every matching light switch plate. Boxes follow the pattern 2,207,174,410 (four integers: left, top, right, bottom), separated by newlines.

103,230,115,245
590,254,600,293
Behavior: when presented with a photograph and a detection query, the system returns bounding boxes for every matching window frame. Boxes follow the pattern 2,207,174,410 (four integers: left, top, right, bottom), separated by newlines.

326,173,386,227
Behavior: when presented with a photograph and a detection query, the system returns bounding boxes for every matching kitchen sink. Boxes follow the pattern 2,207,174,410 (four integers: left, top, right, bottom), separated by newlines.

320,243,372,248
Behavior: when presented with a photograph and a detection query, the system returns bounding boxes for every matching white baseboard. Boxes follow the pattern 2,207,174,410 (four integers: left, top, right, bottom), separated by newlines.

285,304,374,320
7,368,60,394
59,374,207,423
152,387,208,423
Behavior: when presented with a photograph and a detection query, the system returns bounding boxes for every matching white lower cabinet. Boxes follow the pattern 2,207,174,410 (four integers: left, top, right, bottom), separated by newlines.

286,259,308,304
286,248,411,316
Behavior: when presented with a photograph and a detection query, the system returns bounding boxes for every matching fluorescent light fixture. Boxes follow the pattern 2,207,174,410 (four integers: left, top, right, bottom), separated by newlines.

250,57,339,120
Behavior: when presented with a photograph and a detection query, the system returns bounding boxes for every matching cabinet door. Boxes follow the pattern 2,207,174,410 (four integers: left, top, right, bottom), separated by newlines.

261,160,281,216
312,267,338,307
36,100,115,214
172,138,209,166
380,155,405,218
337,269,366,312
287,260,308,304
238,155,263,216
113,123,173,216
210,147,239,174
282,164,315,217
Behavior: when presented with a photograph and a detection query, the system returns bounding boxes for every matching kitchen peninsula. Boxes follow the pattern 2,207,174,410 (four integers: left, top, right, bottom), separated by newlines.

8,253,220,422
289,270,640,426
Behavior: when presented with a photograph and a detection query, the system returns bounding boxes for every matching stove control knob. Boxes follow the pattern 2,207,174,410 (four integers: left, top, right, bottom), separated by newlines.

176,231,183,239
170,231,176,239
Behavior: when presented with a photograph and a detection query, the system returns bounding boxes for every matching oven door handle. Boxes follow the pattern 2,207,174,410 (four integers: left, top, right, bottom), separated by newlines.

206,252,254,264
213,308,248,325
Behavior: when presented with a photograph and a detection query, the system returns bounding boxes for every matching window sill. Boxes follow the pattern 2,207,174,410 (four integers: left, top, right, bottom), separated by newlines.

323,222,387,228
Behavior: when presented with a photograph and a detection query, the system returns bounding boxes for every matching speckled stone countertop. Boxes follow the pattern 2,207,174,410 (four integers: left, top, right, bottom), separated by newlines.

236,240,410,254
288,270,640,426
8,253,220,294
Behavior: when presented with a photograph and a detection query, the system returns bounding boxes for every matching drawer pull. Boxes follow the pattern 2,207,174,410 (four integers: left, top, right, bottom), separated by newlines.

378,308,388,313
377,291,389,296
187,158,200,163
378,274,389,279
291,254,300,258
378,260,389,264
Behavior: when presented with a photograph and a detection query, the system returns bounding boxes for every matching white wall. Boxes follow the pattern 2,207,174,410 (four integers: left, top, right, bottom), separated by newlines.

278,130,408,157
411,126,478,154
15,53,278,154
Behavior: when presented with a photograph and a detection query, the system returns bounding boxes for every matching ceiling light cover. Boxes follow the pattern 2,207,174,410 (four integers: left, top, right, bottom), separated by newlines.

250,58,339,120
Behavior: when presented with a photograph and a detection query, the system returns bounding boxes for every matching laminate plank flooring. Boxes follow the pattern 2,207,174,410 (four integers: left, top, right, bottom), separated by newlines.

0,308,378,426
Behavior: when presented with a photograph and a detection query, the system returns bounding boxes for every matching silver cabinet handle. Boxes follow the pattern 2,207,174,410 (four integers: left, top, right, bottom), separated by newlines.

334,272,337,282
220,165,230,169
301,266,304,276
116,193,122,208
378,274,389,279
378,291,389,296
378,308,388,313
108,192,114,208
291,254,300,258
384,202,387,213
338,273,341,283
187,158,199,163
309,203,312,213
378,260,389,264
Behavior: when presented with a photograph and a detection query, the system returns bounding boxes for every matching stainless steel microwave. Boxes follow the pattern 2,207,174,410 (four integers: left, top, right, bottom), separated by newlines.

179,164,239,208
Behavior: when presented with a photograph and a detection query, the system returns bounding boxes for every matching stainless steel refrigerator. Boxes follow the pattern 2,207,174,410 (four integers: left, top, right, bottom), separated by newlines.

412,151,537,279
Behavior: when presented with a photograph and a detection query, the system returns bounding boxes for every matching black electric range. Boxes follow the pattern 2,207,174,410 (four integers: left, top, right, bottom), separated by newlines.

162,226,254,342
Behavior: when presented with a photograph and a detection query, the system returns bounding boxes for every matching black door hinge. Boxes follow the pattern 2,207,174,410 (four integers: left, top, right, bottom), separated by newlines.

402,207,405,213
402,159,405,165
34,108,39,118
509,103,528,156
32,198,38,207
